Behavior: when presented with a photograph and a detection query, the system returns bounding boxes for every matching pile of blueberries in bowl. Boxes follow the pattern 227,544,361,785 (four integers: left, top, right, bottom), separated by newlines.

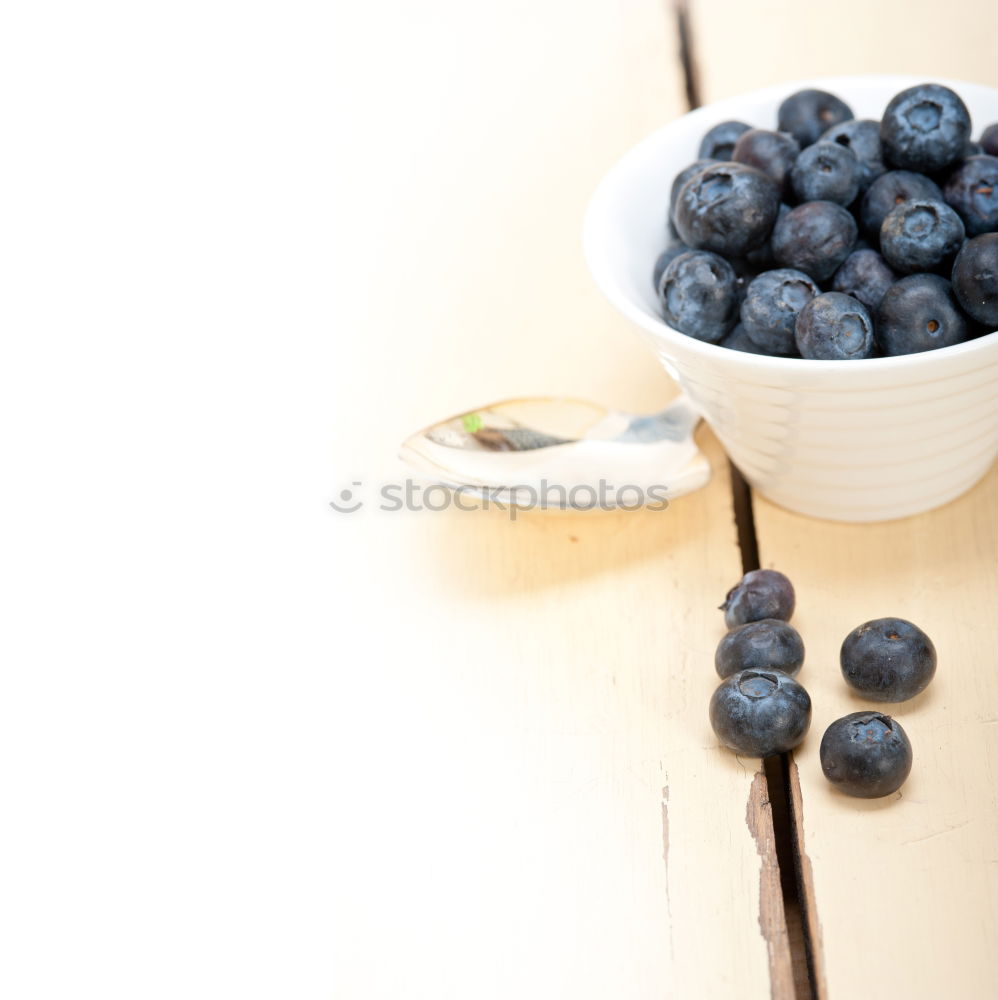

708,569,936,798
656,83,998,360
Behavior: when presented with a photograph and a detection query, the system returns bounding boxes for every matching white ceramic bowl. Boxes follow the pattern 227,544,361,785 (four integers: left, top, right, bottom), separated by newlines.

584,75,998,522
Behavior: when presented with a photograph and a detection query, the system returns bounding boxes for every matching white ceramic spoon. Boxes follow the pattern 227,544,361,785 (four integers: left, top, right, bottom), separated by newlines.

399,393,709,510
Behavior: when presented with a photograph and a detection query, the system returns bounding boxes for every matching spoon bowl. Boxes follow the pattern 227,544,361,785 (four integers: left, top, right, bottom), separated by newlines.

400,394,710,510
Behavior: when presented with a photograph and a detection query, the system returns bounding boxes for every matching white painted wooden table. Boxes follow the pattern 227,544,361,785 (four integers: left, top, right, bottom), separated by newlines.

3,2,997,998
328,3,998,997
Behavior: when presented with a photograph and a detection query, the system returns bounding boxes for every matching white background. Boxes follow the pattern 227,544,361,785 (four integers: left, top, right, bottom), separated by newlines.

0,2,682,997
1,3,353,995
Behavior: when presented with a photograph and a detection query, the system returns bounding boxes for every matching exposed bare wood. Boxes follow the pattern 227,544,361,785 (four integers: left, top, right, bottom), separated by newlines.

746,770,796,999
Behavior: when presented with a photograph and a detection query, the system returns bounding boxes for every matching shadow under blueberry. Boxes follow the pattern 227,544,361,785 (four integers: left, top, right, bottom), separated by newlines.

846,682,936,719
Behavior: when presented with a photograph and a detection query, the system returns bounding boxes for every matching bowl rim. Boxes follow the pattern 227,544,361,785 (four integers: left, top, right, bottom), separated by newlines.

582,73,998,375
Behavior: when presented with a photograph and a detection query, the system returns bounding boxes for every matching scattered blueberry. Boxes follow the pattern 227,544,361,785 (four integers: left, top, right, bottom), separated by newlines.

820,712,913,798
721,569,795,629
652,240,691,290
740,268,820,355
791,141,861,206
659,250,739,342
832,249,896,311
880,83,971,173
772,201,857,281
981,123,998,157
820,118,886,192
710,670,811,757
879,199,965,274
876,273,971,354
778,89,853,148
732,129,800,196
795,292,875,360
715,619,805,679
942,155,998,236
859,170,944,238
699,120,752,161
840,617,937,701
674,162,781,257
962,140,984,158
951,233,998,326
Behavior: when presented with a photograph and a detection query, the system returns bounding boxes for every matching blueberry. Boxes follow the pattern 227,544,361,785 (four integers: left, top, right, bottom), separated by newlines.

777,89,853,148
840,617,937,701
795,292,875,360
724,259,761,312
699,120,752,161
715,619,805,679
740,268,820,355
652,240,691,291
732,272,754,311
951,233,998,326
820,712,912,798
819,119,887,192
732,129,800,196
744,240,775,271
962,140,984,158
942,155,998,236
709,669,811,757
659,250,739,343
674,162,781,257
791,141,861,206
772,201,857,281
726,254,762,281
860,170,944,237
670,159,713,233
879,199,965,274
832,249,897,311
876,273,971,355
721,568,795,629
718,323,773,354
981,123,998,157
880,83,971,173
745,203,791,269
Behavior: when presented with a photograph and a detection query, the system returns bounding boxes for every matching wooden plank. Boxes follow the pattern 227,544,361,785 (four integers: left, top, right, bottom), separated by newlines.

690,0,998,102
690,4,998,994
329,435,797,999
753,470,998,998
328,2,793,996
